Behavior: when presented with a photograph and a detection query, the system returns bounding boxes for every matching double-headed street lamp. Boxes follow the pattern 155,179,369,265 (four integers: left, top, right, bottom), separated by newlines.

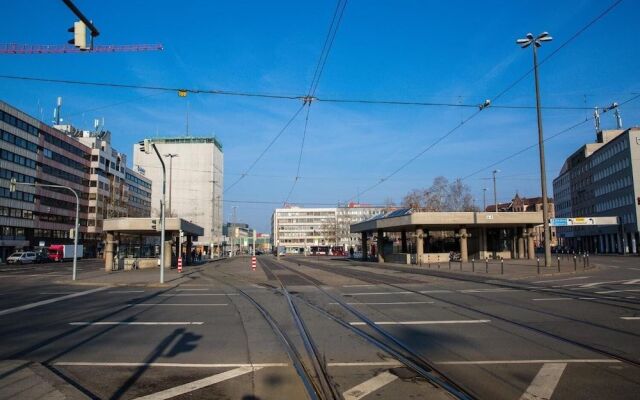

517,32,553,267
10,179,80,280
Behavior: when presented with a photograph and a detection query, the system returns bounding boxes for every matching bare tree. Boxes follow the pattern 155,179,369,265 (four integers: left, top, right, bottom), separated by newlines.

401,176,477,211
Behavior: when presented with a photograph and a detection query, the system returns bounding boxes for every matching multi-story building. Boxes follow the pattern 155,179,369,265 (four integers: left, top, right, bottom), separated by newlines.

133,137,223,254
0,101,91,260
125,166,152,218
553,127,640,254
272,204,387,254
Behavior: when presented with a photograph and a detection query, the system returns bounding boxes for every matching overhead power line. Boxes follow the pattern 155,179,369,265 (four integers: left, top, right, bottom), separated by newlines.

461,91,640,181
0,73,601,111
224,104,305,194
345,0,625,203
284,103,312,204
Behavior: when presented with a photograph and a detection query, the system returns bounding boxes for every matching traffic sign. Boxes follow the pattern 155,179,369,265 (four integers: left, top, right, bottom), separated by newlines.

550,217,618,226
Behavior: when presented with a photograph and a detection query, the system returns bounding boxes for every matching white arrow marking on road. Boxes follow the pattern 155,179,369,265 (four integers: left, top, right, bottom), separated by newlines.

0,287,109,317
343,371,398,400
132,366,261,400
520,363,567,400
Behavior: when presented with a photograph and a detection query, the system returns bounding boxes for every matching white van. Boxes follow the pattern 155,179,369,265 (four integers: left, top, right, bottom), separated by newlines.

6,251,37,264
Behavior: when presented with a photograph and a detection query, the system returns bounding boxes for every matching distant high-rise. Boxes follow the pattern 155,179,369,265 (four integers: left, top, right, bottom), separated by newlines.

133,136,223,254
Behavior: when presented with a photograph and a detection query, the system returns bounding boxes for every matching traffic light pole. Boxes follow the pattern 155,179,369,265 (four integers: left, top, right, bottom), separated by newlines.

11,180,79,280
152,144,167,284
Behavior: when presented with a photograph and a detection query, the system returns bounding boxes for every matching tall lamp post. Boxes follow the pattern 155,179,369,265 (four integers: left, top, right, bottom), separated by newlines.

517,32,553,267
492,170,500,212
10,179,80,280
482,188,487,211
163,153,179,217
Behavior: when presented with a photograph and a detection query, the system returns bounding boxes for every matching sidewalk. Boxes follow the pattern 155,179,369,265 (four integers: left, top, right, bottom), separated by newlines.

339,254,598,280
0,360,87,399
52,264,209,287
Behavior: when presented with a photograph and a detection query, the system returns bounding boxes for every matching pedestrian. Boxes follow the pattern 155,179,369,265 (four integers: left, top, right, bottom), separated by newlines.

349,246,354,258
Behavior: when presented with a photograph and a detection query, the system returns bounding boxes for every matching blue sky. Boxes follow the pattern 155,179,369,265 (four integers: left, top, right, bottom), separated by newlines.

1,0,639,232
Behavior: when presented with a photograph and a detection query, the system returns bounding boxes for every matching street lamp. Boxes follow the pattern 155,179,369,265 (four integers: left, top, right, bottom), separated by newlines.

163,153,179,217
482,188,487,211
139,139,166,283
517,32,553,267
492,170,500,212
10,178,80,280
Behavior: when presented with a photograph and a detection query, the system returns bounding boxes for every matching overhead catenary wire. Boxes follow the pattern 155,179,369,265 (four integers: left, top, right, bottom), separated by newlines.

461,92,640,182
284,103,312,204
345,0,625,203
224,104,305,193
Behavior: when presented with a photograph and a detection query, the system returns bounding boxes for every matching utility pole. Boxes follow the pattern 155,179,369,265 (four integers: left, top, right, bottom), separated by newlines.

163,154,178,217
492,170,500,212
232,206,238,256
210,174,217,258
517,32,553,267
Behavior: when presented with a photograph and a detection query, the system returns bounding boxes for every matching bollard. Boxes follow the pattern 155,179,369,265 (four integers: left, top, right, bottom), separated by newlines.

557,256,560,272
472,258,475,272
460,260,463,271
573,255,577,271
485,257,489,273
582,254,586,269
501,257,504,275
449,259,451,270
437,255,440,269
586,253,590,268
537,257,540,274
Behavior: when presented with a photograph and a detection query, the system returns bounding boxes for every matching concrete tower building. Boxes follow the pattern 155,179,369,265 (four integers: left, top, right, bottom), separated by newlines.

133,137,223,254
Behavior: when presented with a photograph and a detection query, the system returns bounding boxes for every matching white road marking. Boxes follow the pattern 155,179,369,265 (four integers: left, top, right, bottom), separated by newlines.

419,290,452,294
459,288,517,293
39,292,81,295
595,289,640,294
578,297,597,300
532,298,573,301
327,362,401,367
0,287,109,317
345,291,413,296
132,366,261,400
69,321,204,326
436,359,618,365
107,290,145,293
520,363,567,400
128,303,228,307
175,288,209,291
343,371,398,400
628,268,640,271
54,362,288,368
329,301,434,305
159,293,238,296
621,317,640,320
579,280,633,288
350,320,490,326
622,279,640,285
532,276,589,284
343,284,377,288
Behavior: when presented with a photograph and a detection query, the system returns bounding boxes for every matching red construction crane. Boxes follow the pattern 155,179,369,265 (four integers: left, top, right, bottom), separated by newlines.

0,43,163,54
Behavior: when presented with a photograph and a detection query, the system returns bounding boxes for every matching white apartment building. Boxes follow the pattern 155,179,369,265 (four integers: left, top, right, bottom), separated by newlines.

133,137,223,251
272,204,387,253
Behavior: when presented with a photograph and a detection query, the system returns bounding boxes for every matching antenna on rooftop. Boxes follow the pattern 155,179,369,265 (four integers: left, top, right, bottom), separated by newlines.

53,96,62,125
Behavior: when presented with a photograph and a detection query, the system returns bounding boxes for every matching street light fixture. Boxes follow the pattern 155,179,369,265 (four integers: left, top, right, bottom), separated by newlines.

163,153,179,218
10,178,80,280
517,31,553,267
492,170,500,212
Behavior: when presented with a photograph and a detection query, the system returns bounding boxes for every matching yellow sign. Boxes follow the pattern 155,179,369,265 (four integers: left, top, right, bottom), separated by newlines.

178,90,187,97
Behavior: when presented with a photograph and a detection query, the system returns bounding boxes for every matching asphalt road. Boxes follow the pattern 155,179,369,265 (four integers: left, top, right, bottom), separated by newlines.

0,255,639,399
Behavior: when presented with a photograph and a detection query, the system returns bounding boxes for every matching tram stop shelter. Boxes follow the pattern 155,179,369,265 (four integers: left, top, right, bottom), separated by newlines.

350,209,544,264
103,217,204,272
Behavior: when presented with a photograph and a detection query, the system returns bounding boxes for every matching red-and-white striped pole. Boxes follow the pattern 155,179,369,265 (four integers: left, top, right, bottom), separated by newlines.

251,256,256,271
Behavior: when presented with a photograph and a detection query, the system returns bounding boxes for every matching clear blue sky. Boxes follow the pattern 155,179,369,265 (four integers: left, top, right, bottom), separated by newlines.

1,0,639,232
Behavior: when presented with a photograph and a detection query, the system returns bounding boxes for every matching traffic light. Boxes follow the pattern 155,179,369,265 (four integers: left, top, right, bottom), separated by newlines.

9,178,16,193
138,139,151,154
68,20,89,50
637,197,640,206
151,219,157,231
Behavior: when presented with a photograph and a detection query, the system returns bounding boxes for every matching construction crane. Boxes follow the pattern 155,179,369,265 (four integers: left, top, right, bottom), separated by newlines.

0,43,163,54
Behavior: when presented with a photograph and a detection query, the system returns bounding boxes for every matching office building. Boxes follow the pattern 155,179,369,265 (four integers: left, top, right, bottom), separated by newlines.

133,137,223,254
0,101,91,260
271,204,387,254
553,127,640,253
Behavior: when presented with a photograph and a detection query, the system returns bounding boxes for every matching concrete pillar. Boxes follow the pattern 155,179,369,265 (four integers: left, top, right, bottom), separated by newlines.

526,228,535,260
377,229,384,263
164,240,172,268
616,233,622,254
361,232,368,261
459,227,468,262
479,227,487,259
416,227,424,265
104,232,114,272
401,231,408,253
517,227,525,259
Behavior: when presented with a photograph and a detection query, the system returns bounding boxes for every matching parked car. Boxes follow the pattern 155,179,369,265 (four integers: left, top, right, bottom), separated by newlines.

6,251,37,264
